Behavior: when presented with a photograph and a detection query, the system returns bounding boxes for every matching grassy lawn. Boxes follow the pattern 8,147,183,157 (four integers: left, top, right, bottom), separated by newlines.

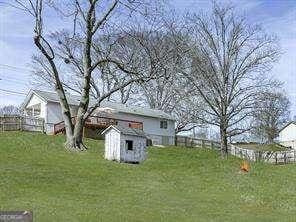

1,132,296,221
234,143,289,151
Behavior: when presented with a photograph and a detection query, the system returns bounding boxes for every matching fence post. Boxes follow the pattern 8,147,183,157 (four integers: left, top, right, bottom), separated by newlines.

42,119,45,134
201,140,205,148
185,137,188,147
191,139,194,148
211,142,214,149
275,153,278,165
19,117,22,131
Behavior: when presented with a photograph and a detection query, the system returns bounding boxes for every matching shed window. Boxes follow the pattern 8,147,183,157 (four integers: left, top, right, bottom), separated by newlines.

160,120,168,129
126,140,133,150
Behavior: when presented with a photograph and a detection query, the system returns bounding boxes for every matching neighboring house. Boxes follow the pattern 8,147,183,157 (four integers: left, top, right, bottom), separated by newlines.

21,89,175,145
102,125,147,163
278,122,296,149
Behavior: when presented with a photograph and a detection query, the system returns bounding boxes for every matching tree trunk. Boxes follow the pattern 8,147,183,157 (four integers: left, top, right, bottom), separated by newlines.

65,131,85,151
64,114,86,151
267,135,274,144
33,36,85,151
220,126,228,158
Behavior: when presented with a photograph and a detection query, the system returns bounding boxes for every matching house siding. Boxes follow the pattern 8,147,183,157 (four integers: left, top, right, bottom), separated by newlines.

279,123,296,149
24,92,175,145
26,94,47,119
45,102,63,133
45,102,78,134
110,112,175,145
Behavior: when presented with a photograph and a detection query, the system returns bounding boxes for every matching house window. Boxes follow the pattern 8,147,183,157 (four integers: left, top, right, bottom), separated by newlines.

126,140,133,151
160,120,168,129
34,109,41,116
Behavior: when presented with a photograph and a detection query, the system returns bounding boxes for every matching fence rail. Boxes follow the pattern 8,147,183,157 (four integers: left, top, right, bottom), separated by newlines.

229,144,296,164
0,115,44,133
175,136,220,150
175,136,296,165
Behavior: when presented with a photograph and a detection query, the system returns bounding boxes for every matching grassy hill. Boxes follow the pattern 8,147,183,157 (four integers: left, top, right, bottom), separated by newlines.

0,132,296,221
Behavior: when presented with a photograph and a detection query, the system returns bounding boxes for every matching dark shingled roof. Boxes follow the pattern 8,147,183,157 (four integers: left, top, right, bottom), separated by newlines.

102,125,147,138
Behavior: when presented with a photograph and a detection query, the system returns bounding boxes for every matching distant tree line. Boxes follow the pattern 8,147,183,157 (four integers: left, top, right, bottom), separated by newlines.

0,105,20,116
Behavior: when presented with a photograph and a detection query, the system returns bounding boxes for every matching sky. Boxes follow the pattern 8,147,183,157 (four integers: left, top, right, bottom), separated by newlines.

0,0,295,116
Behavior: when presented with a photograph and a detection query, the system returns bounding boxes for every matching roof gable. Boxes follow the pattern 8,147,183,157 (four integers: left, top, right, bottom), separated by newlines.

21,90,47,109
280,122,296,132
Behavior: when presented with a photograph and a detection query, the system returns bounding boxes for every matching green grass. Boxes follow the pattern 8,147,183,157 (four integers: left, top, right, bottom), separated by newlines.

235,143,288,151
1,132,296,221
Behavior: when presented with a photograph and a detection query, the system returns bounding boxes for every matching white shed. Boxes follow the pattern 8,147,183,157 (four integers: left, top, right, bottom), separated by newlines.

102,125,147,163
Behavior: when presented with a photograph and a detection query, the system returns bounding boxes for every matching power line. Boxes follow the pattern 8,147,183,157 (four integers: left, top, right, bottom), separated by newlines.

0,73,32,81
0,78,28,85
0,89,27,95
0,64,32,72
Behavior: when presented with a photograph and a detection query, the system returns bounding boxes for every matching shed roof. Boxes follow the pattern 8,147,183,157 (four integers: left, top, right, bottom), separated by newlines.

23,89,175,120
102,125,147,138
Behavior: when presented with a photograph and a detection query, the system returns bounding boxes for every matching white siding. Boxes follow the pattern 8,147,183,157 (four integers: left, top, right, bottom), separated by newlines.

45,102,63,133
279,123,296,149
104,129,121,161
279,123,296,142
26,94,47,119
109,112,175,145
45,102,78,134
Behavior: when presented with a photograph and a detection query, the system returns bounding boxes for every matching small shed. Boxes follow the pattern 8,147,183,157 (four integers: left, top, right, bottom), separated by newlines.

102,125,147,163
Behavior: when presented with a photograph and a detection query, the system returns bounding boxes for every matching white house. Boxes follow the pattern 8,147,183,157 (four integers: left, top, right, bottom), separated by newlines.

102,125,147,163
278,122,296,149
21,89,175,145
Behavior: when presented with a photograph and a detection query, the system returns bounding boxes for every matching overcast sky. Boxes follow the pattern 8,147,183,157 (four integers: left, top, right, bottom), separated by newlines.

0,0,295,116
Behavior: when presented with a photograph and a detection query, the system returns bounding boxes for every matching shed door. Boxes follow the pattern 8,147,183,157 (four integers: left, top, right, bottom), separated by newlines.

113,132,121,160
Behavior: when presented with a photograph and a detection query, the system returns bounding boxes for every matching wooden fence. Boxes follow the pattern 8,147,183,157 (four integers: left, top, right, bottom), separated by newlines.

175,136,296,164
229,144,296,164
175,136,220,150
0,115,45,133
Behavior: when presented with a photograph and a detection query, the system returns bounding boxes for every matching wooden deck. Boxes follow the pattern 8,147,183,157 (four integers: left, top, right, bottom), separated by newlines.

53,116,143,135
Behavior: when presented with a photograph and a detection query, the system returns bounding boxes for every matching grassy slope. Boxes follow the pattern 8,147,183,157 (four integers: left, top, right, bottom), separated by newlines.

0,132,296,222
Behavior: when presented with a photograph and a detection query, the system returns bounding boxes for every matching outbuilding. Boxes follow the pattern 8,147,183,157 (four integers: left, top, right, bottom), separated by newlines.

102,125,147,163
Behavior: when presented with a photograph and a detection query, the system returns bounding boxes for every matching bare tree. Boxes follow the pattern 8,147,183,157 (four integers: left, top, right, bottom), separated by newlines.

181,3,280,157
252,89,290,143
13,0,164,150
125,20,206,133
